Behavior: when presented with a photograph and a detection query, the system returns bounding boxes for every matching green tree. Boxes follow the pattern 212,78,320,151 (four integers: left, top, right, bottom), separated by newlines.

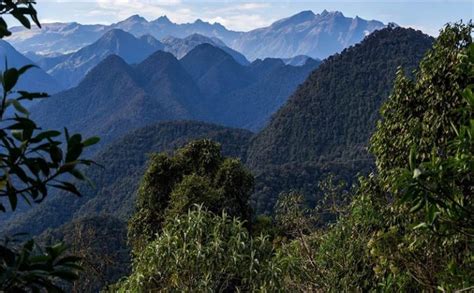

367,22,474,291
128,139,254,253
0,1,99,291
267,22,473,291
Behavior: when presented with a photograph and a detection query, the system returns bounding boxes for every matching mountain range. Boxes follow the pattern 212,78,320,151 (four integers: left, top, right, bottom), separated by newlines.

7,10,385,60
30,43,319,148
233,10,385,60
36,30,249,88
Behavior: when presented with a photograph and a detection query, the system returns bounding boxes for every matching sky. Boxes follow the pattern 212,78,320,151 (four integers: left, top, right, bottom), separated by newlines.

27,0,474,36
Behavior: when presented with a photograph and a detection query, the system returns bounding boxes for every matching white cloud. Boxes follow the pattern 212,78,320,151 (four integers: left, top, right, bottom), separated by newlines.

207,14,274,31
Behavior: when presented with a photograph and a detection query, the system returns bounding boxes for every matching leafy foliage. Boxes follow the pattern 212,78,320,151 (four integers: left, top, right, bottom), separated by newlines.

0,236,81,292
0,2,98,291
128,139,254,253
112,206,295,292
1,121,252,238
275,22,474,291
38,215,130,292
0,0,40,39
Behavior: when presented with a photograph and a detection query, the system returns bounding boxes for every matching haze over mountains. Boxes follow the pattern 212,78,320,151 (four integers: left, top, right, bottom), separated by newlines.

7,10,385,60
40,31,251,88
233,10,385,60
30,43,319,148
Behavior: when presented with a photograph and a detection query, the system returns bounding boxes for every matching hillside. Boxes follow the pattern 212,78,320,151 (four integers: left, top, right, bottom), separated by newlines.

2,121,253,237
246,27,434,213
30,54,177,148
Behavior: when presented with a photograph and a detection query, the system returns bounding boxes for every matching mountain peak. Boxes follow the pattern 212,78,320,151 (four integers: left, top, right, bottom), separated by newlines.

80,54,132,85
289,10,315,21
153,15,171,24
186,43,229,57
95,54,129,68
320,10,344,17
194,18,208,24
124,14,147,23
102,28,131,39
140,50,178,67
273,10,315,27
296,10,316,17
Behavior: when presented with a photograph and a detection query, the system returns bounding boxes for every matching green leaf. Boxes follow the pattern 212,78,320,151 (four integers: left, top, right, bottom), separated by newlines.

34,130,61,141
82,136,100,147
413,222,428,230
3,68,19,92
18,64,37,76
409,146,417,171
69,168,85,181
49,145,63,164
11,99,29,115
8,190,17,211
11,10,31,29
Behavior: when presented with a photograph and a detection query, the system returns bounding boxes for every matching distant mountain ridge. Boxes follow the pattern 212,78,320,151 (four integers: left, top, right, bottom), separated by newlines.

46,29,164,88
232,10,385,60
30,43,319,149
36,31,248,88
7,15,241,54
7,10,386,60
162,33,249,65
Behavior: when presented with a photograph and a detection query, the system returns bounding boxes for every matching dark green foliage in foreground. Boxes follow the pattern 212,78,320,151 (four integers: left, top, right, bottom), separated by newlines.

0,236,82,292
0,0,39,39
0,2,98,291
128,139,254,253
113,206,293,292
0,122,252,290
39,215,129,292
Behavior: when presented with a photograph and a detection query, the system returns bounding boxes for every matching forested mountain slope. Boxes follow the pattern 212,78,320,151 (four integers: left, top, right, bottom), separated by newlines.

2,121,252,237
30,44,318,148
30,53,192,148
246,27,434,213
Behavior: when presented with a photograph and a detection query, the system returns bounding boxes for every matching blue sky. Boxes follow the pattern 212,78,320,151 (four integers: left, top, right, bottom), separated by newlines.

31,0,473,36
